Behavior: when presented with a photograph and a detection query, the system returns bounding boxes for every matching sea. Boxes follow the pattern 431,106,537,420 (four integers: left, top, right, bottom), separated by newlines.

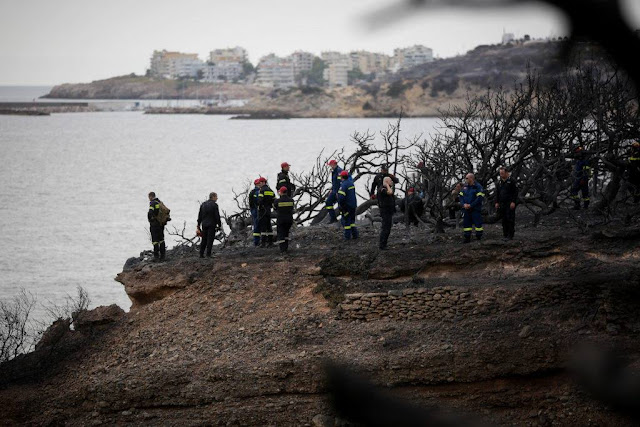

0,86,440,321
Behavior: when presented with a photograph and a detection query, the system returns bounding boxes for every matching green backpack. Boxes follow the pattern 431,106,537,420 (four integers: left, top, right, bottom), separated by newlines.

156,200,171,226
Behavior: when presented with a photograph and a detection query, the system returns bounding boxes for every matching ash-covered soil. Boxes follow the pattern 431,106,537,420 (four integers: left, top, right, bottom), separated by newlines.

1,210,639,426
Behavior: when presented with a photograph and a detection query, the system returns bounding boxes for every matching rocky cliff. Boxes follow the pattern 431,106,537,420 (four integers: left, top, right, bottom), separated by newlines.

1,213,639,425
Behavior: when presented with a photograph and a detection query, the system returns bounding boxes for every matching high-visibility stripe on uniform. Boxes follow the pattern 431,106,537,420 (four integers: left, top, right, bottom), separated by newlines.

459,192,464,196
477,192,485,197
338,190,346,195
463,227,473,232
278,179,287,183
474,227,483,231
264,191,275,196
630,157,640,161
258,194,264,197
278,202,294,206
252,233,261,237
344,225,352,229
326,206,334,209
348,186,355,190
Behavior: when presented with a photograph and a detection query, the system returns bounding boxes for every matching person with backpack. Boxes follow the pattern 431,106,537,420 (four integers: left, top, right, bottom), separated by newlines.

197,192,222,258
148,191,170,261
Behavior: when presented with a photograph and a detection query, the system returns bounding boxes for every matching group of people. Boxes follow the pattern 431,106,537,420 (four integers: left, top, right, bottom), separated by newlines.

146,141,640,258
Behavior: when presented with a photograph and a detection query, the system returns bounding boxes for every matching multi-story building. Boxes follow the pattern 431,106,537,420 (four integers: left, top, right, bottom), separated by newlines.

209,46,248,64
392,45,434,70
323,62,349,88
256,54,295,88
149,50,204,79
290,50,315,76
202,62,244,82
348,50,392,75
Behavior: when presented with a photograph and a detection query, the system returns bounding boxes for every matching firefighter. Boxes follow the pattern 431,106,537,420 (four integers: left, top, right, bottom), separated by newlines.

249,178,262,246
459,173,485,243
274,186,295,253
494,167,518,240
628,141,640,203
369,164,399,199
277,162,296,197
147,191,166,261
325,160,342,223
337,170,359,240
570,146,592,210
257,177,275,247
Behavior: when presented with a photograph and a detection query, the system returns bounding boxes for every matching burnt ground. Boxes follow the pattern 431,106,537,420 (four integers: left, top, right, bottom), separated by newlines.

1,208,639,426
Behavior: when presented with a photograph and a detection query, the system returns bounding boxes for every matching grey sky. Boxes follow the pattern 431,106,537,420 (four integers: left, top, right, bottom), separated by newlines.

1,0,639,85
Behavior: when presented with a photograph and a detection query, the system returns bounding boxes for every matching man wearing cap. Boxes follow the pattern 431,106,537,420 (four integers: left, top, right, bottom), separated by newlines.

277,162,296,197
249,178,262,246
337,170,359,240
257,177,276,247
325,160,343,223
370,164,399,199
459,173,485,243
403,187,424,227
569,146,592,210
274,186,295,253
628,141,640,203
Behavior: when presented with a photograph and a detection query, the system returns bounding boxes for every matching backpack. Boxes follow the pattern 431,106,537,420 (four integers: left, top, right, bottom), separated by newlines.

157,200,171,225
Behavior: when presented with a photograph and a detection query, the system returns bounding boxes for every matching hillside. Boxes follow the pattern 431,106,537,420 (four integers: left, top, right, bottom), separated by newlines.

43,41,610,118
1,212,639,425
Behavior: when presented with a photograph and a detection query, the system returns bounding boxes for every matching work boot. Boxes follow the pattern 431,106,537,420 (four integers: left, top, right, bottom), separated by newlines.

463,235,471,244
573,201,581,210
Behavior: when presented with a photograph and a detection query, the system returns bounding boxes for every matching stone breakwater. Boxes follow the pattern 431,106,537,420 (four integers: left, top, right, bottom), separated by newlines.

338,282,634,329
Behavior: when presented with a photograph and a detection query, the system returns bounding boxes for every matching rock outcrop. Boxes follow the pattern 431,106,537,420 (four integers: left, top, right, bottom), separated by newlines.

1,215,639,425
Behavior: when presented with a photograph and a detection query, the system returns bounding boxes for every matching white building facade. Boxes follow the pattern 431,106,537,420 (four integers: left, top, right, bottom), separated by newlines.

256,54,295,88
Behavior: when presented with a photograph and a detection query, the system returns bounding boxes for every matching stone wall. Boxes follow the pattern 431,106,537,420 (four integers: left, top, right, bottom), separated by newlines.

336,283,636,325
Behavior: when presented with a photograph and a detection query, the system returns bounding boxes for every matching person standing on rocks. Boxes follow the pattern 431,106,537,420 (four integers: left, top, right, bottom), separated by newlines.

337,170,359,240
197,192,222,258
377,176,395,250
494,167,518,240
277,162,295,197
147,191,167,261
325,160,342,224
274,186,295,253
257,177,276,247
459,173,485,243
249,178,262,247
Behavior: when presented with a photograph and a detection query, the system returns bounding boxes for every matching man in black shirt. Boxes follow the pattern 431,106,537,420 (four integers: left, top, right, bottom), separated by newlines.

274,186,295,253
494,167,518,240
370,164,399,199
257,177,276,247
377,177,395,250
277,162,296,197
197,192,222,258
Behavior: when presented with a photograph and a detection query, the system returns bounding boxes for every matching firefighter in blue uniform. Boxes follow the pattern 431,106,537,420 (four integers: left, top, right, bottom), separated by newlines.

257,177,275,247
274,186,295,253
459,173,485,243
337,170,359,240
249,178,262,246
325,160,343,223
570,146,592,210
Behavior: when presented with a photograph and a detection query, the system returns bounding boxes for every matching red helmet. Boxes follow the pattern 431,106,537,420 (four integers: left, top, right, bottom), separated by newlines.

279,186,288,194
417,161,424,168
327,160,338,166
339,170,349,178
408,187,415,193
281,162,290,169
254,178,261,185
259,177,267,183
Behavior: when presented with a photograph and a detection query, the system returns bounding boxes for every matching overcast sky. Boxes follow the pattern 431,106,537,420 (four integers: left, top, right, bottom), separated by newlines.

1,0,639,86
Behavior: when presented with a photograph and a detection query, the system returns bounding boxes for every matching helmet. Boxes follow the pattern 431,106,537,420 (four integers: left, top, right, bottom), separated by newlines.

281,162,291,169
408,187,415,193
574,146,584,153
339,170,349,178
327,160,338,166
254,178,261,185
259,177,267,183
417,162,424,168
279,186,288,194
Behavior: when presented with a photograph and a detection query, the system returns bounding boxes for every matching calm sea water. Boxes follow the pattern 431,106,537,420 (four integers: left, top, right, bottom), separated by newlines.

0,86,439,318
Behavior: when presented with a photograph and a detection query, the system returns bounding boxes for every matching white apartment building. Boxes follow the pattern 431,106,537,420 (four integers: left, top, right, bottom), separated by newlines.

290,50,315,76
150,50,204,79
202,62,244,82
256,54,295,88
323,62,349,88
392,45,434,70
209,46,248,64
348,50,391,74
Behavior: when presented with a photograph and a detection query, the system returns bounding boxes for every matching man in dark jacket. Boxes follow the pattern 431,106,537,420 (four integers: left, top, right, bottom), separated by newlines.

325,160,342,223
628,141,640,203
570,146,592,210
148,191,166,261
369,164,399,199
274,186,295,253
402,187,424,226
377,177,395,250
459,173,485,243
277,162,296,197
249,178,262,246
257,177,276,247
197,192,222,258
337,170,359,240
494,167,518,240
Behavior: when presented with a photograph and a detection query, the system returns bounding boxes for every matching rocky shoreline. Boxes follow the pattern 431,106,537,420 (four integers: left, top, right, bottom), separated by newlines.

1,210,639,425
